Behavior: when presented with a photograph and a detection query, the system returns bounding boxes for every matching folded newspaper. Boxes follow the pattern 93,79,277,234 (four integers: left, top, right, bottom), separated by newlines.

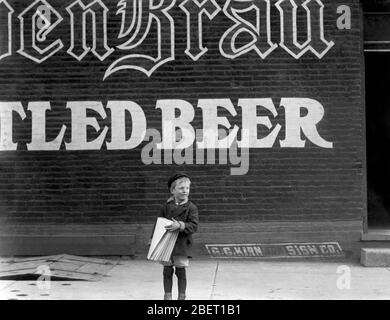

147,217,179,262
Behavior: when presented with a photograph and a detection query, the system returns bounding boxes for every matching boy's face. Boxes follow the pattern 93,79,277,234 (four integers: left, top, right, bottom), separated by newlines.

171,180,190,202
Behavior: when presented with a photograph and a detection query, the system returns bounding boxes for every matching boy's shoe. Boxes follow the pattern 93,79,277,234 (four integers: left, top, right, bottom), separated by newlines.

164,293,172,300
178,293,186,300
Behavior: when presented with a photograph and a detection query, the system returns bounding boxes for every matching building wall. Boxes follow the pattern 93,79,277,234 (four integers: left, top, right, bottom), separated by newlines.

0,0,365,256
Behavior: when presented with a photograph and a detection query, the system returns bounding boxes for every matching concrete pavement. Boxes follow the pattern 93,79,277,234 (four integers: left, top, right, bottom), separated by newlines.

1,257,390,300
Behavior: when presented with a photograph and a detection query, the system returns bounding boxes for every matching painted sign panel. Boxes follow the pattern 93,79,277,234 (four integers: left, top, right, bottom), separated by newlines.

0,0,364,233
0,0,351,175
0,0,344,72
206,242,344,258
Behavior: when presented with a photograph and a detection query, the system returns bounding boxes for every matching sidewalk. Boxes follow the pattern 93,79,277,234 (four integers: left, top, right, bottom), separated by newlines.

1,257,390,300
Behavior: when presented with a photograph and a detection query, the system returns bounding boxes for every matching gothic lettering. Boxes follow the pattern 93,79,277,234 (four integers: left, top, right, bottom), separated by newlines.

0,0,342,74
275,0,335,59
179,0,221,60
66,0,114,61
0,0,13,60
17,0,63,63
220,0,277,59
104,0,176,78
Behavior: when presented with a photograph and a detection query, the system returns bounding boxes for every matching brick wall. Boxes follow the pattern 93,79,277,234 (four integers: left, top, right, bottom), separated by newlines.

0,0,365,255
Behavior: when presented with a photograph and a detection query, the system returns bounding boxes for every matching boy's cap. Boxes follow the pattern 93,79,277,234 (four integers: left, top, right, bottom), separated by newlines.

168,172,190,189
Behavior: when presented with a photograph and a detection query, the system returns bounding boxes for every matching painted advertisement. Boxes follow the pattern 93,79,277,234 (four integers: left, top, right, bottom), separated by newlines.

206,242,344,258
0,0,364,234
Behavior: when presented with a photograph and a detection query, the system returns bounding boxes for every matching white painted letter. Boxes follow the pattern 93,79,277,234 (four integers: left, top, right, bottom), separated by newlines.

279,98,333,148
65,101,108,150
238,98,281,148
0,102,26,151
197,99,239,149
66,0,114,61
18,0,64,63
0,0,13,60
179,0,221,60
275,0,334,59
156,99,195,150
219,0,277,59
27,102,66,151
106,101,146,150
105,0,176,78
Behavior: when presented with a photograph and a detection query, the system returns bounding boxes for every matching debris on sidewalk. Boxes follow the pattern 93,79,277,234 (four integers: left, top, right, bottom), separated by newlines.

0,254,118,281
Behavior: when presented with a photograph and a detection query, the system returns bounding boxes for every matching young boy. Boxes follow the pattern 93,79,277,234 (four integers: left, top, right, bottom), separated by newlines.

155,172,199,300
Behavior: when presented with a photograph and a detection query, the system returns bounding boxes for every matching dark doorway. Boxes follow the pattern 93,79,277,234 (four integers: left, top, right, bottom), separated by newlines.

366,52,390,229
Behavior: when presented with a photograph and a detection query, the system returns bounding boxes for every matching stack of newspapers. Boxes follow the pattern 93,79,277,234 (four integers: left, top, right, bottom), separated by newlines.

147,217,179,262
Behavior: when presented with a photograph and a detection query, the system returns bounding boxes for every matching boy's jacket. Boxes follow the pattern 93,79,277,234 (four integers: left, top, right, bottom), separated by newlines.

158,199,199,257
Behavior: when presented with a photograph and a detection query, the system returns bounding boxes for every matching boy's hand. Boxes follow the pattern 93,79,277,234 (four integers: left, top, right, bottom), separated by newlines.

165,218,180,232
